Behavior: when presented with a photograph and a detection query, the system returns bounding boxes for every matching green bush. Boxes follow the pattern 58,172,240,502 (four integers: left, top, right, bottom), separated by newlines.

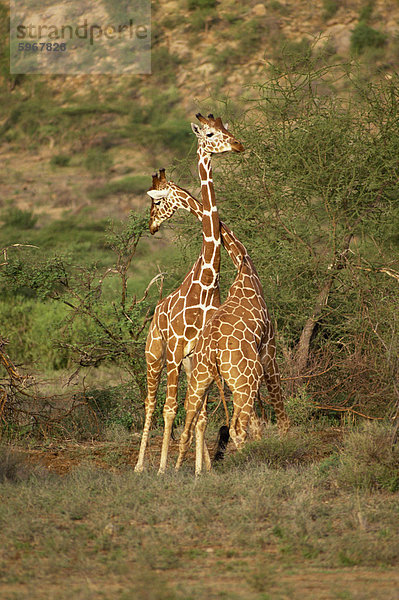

351,22,387,54
0,299,94,370
336,422,399,492
233,19,269,55
156,118,193,156
0,446,32,483
84,148,113,173
1,207,37,229
359,0,375,22
50,154,70,167
207,46,242,68
78,384,144,431
322,0,340,20
224,429,325,469
187,0,217,9
88,175,149,199
269,0,290,14
275,37,312,70
151,47,181,84
285,388,315,426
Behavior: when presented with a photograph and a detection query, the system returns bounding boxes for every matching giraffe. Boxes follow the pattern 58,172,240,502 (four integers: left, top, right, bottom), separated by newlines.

172,187,291,477
134,114,244,474
147,170,290,476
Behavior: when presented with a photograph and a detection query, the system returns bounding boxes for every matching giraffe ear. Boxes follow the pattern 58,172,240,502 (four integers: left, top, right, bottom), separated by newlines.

191,123,201,136
224,122,229,130
147,189,168,200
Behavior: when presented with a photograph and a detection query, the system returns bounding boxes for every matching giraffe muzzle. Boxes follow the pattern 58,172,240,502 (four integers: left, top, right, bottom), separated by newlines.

231,141,245,153
149,220,160,235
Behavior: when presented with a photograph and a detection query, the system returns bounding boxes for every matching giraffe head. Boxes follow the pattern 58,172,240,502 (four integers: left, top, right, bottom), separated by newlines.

147,168,192,235
191,113,244,155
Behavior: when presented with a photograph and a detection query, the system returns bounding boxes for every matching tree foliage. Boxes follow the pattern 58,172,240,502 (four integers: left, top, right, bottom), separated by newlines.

0,211,159,400
194,64,399,416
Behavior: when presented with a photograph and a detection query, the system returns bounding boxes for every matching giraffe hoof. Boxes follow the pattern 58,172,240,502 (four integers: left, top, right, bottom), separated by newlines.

134,464,144,473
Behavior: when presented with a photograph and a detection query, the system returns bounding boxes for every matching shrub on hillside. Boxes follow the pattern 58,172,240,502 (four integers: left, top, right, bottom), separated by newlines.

1,207,37,229
187,0,217,9
351,22,387,54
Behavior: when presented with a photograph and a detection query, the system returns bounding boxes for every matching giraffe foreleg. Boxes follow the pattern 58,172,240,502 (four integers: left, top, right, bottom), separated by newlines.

135,328,165,473
158,361,181,475
176,375,211,473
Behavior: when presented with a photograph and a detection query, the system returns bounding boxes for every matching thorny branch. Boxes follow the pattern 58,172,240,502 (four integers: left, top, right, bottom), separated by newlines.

0,337,99,435
1,244,39,267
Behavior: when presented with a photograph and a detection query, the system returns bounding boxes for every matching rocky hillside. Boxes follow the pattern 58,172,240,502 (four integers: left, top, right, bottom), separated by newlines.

1,0,398,223
158,0,399,107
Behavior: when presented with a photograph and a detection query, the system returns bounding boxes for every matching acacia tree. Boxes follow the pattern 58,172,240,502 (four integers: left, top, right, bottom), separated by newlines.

190,64,399,417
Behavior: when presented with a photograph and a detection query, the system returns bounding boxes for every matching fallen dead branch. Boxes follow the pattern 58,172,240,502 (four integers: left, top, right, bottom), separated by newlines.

0,337,99,438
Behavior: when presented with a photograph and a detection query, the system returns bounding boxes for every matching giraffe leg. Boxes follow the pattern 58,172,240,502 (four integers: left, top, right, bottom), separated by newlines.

229,388,258,450
183,357,211,471
221,350,263,450
195,401,210,475
175,404,198,471
176,373,212,474
135,329,165,473
202,399,212,472
262,351,290,434
248,409,263,441
158,360,181,475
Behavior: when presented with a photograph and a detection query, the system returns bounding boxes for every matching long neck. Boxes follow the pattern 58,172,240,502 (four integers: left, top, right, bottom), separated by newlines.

177,187,247,270
197,148,220,282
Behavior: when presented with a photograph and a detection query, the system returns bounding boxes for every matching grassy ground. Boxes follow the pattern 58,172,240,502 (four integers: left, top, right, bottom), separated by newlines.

1,423,398,600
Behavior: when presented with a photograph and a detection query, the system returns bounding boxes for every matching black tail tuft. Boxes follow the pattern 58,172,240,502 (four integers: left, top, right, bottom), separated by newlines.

171,421,176,441
213,425,230,462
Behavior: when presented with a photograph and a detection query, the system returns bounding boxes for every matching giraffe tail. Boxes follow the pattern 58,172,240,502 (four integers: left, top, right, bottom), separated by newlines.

214,425,230,462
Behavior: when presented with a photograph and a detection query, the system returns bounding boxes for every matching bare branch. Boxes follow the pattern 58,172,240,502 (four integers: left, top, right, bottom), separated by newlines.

127,271,166,312
352,264,399,283
1,244,39,267
313,403,384,420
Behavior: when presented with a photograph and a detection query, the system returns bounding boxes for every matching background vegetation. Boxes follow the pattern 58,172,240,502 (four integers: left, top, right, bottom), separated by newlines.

2,65,398,436
1,1,399,597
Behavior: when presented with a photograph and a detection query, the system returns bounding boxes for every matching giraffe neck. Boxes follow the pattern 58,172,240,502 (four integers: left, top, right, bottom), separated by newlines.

176,187,247,270
197,148,220,280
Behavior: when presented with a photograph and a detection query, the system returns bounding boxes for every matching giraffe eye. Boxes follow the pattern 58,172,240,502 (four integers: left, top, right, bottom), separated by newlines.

206,132,214,138
154,201,161,206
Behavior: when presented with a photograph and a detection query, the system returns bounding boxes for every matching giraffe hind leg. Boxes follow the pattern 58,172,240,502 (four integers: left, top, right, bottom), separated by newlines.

262,355,290,434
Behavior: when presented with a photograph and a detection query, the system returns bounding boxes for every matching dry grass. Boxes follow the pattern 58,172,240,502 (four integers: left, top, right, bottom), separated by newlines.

1,424,399,598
